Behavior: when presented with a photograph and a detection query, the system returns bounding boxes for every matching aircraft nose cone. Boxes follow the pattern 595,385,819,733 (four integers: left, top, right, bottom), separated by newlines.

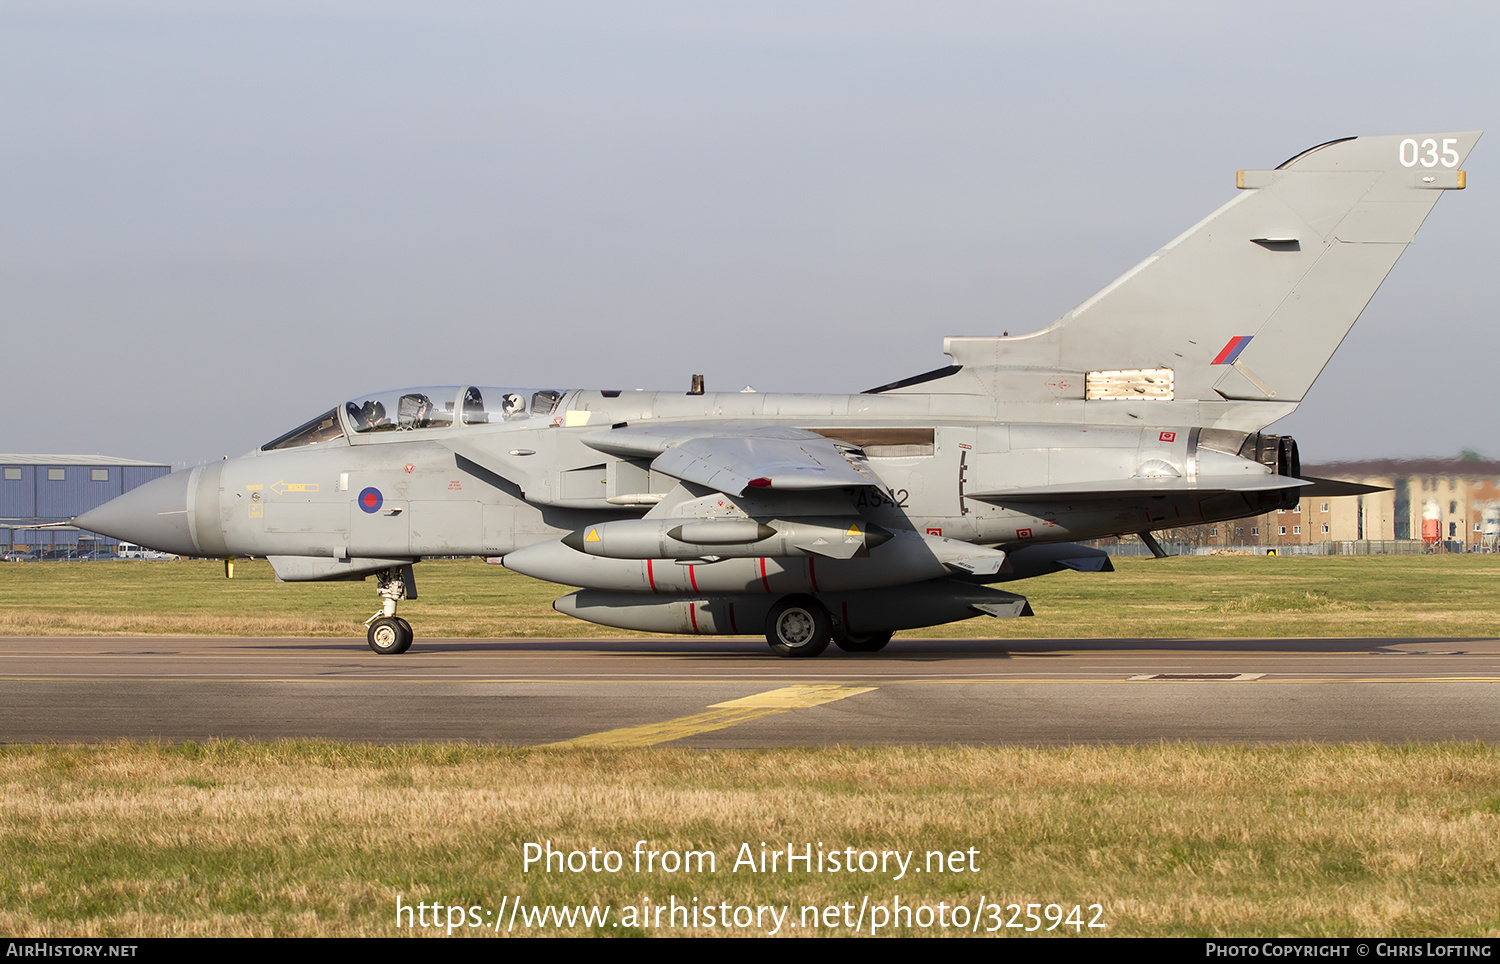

74,469,200,556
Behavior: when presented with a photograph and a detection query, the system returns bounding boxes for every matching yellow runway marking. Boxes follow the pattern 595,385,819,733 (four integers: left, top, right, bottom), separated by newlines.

546,684,876,748
708,684,876,708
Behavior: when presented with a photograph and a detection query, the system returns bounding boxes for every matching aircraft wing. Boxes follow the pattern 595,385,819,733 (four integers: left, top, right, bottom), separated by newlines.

582,424,881,495
651,435,878,493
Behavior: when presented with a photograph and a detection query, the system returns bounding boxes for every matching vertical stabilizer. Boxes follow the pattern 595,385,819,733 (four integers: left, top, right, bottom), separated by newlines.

895,132,1480,429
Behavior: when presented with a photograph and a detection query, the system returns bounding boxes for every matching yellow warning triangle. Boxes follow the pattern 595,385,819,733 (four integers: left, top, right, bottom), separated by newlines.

585,528,601,542
844,523,862,537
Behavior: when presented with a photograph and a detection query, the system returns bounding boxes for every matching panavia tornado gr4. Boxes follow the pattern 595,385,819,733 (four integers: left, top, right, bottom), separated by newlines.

77,131,1479,656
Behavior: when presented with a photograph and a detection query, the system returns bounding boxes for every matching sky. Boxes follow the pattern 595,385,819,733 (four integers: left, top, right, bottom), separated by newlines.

2,1,1495,466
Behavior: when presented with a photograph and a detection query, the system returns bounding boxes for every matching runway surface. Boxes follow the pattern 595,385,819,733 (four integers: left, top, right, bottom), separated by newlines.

2,634,1498,746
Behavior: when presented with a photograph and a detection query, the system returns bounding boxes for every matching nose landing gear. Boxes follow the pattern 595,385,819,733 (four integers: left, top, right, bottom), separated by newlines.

367,615,412,655
365,567,415,654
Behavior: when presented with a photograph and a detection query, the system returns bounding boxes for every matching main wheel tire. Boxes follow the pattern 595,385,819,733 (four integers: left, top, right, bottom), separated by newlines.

833,630,893,653
765,595,831,658
368,616,413,655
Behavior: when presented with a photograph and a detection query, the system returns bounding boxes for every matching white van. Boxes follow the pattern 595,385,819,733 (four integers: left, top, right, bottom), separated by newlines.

115,543,179,561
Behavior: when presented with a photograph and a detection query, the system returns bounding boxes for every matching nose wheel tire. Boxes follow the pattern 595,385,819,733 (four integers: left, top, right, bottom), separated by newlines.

833,630,893,653
368,616,413,655
765,595,831,658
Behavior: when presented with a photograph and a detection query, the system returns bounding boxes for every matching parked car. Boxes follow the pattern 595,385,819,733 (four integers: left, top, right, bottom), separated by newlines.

2,550,38,562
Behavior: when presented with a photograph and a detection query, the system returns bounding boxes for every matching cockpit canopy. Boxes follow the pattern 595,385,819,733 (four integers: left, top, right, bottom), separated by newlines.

343,385,565,433
262,385,564,451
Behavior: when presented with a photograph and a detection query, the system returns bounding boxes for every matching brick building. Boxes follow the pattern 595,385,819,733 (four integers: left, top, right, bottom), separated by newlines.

1157,458,1500,551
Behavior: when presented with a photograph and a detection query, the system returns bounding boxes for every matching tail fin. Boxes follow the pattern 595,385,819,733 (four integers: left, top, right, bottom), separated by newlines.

921,132,1480,427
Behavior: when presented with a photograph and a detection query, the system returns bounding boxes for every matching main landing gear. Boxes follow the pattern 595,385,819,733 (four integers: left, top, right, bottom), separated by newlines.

365,567,414,654
764,594,893,657
833,629,893,653
765,595,830,658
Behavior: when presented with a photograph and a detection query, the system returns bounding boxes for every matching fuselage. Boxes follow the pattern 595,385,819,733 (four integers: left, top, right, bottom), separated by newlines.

78,384,1294,573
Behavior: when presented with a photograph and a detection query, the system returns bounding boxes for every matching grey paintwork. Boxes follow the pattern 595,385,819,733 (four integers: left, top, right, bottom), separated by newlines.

73,132,1480,655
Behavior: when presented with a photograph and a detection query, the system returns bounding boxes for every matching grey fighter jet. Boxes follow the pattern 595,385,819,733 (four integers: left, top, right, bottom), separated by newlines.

76,131,1479,656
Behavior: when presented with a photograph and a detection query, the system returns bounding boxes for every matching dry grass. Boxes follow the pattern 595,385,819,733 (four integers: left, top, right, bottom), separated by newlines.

4,558,1497,937
2,554,1500,640
1,742,1498,936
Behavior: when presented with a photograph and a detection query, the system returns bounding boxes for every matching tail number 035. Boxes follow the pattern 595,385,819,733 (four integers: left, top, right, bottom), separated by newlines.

1400,138,1460,168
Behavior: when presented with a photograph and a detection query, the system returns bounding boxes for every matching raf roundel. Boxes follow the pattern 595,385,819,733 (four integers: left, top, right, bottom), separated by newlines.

357,487,383,514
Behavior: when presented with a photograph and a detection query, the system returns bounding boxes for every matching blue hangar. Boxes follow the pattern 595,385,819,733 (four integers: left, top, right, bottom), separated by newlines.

2,455,171,555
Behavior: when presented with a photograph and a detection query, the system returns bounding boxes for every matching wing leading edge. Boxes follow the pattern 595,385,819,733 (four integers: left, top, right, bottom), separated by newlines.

582,423,880,495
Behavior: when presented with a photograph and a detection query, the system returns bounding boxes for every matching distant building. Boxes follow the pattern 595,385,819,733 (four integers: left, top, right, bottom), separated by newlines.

1,455,172,552
1157,459,1500,552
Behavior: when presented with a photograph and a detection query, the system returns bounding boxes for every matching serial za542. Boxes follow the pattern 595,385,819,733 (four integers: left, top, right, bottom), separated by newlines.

77,131,1479,657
